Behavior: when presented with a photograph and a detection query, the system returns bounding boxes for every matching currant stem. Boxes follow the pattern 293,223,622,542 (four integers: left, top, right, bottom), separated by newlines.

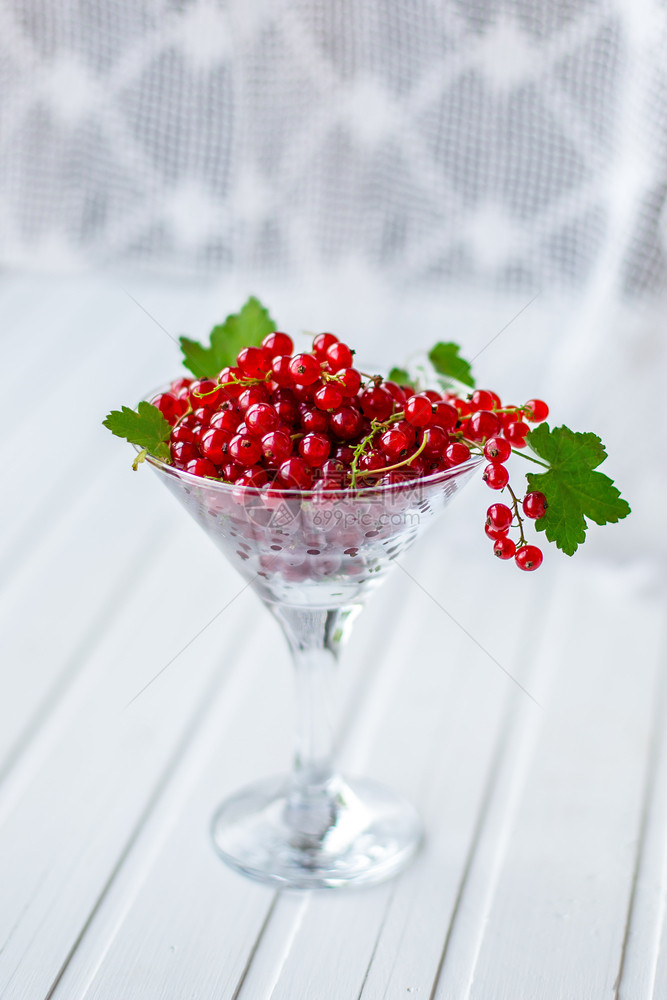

192,371,270,401
510,448,549,468
357,435,429,480
505,483,527,547
172,404,193,430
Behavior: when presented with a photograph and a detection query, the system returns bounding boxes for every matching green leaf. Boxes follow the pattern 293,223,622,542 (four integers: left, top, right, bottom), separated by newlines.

388,367,410,384
103,402,172,462
525,424,631,556
428,342,475,388
179,295,276,377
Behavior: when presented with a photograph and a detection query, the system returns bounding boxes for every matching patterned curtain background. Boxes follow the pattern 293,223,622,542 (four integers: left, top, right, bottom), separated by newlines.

1,0,666,297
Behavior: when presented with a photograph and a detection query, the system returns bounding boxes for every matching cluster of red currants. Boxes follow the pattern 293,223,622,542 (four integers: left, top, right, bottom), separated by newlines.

485,492,548,571
151,331,550,569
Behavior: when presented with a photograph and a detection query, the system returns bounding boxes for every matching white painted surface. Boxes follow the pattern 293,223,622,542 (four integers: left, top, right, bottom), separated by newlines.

0,275,662,999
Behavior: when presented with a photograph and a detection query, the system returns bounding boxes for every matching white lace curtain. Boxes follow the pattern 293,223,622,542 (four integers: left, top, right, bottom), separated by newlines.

1,0,666,297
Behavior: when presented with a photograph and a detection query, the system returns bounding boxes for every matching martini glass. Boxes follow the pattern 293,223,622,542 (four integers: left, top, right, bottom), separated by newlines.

145,448,482,888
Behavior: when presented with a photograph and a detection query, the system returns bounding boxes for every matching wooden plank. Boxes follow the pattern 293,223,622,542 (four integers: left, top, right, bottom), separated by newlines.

0,462,173,780
432,562,664,1000
0,526,261,1000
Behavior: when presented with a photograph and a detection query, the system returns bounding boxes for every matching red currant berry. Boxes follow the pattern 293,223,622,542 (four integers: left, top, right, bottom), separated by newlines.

184,457,218,478
277,457,314,489
238,385,269,413
235,468,268,488
312,332,338,358
289,353,321,385
245,402,279,437
171,423,197,444
494,536,516,559
272,390,299,426
406,455,429,476
358,450,387,474
393,419,416,448
431,400,458,433
335,368,362,397
504,420,530,447
170,376,192,397
329,405,363,440
471,389,500,410
468,410,501,441
200,427,231,464
271,355,295,387
153,392,187,425
220,462,243,482
379,427,410,459
170,440,199,466
190,407,210,427
209,406,241,434
321,458,347,483
237,345,271,379
334,445,355,465
262,331,293,357
485,521,509,539
404,394,434,427
522,491,548,519
524,399,549,423
189,379,222,410
383,380,407,405
179,413,199,429
325,342,354,371
260,429,293,465
360,385,394,421
486,503,513,530
483,463,509,489
421,390,440,404
445,442,471,466
421,425,449,459
299,405,329,433
314,383,343,411
299,433,331,466
500,408,524,429
484,436,511,462
217,367,243,401
228,434,262,467
515,544,543,571
292,383,318,405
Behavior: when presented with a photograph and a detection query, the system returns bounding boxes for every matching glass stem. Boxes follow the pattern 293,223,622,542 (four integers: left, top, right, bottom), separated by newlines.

269,604,361,844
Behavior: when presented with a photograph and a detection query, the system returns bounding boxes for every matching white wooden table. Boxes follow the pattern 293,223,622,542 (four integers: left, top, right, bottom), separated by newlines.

1,273,663,999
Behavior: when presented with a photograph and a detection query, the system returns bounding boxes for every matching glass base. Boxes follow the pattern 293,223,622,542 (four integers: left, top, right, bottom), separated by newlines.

211,775,423,889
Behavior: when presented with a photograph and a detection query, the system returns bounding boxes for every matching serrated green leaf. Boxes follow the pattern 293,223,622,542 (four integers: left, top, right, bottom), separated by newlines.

525,424,631,556
103,402,172,462
180,296,276,377
388,367,410,384
525,422,607,472
428,342,475,388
